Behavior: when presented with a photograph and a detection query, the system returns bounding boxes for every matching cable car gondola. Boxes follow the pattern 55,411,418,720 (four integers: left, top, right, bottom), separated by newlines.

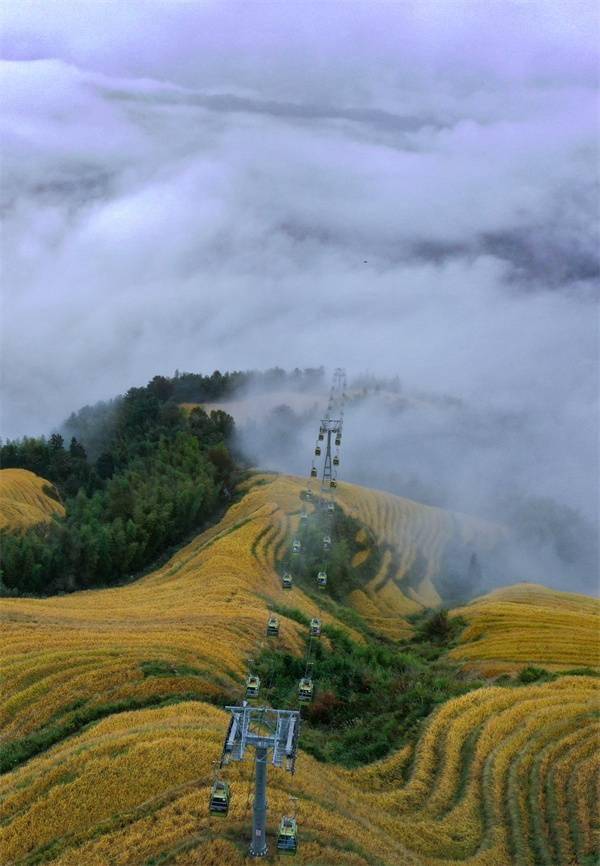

323,535,331,551
330,479,337,489
310,466,317,478
208,779,231,815
292,538,301,554
267,615,279,636
277,815,298,852
282,572,293,589
314,445,321,456
310,617,322,636
298,677,314,702
245,675,261,698
316,571,327,589
333,455,339,467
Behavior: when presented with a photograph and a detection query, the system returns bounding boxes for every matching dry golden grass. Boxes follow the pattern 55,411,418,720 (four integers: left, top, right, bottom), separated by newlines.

0,468,64,531
3,475,379,744
331,479,503,634
2,473,597,865
1,679,597,865
450,583,600,673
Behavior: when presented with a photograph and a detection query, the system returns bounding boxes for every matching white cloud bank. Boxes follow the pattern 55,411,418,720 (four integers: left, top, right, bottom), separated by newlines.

0,1,598,526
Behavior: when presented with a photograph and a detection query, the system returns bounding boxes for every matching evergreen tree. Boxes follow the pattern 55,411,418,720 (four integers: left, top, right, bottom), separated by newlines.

0,376,235,596
69,437,87,460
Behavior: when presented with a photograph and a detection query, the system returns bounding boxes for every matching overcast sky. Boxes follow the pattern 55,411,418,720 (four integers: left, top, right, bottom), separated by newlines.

1,1,598,522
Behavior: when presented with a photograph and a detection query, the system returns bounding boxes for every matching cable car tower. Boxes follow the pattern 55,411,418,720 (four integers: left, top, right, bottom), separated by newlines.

317,368,346,492
220,704,301,858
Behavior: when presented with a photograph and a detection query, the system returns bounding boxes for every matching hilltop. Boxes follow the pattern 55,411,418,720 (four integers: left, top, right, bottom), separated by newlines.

450,582,600,675
1,471,598,865
0,381,235,596
0,469,64,532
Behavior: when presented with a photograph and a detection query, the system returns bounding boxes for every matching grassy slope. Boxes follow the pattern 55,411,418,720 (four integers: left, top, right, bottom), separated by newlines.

450,583,600,675
1,473,598,865
332,477,503,637
1,680,597,866
0,469,64,532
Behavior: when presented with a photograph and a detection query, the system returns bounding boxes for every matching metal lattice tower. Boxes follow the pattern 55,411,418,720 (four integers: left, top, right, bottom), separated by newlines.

318,368,347,492
319,419,339,489
221,705,300,858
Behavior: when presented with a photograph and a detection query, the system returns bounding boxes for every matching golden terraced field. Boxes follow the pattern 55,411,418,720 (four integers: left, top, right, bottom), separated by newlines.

3,473,485,753
1,473,598,865
332,480,503,638
1,679,597,865
450,583,600,676
0,469,64,532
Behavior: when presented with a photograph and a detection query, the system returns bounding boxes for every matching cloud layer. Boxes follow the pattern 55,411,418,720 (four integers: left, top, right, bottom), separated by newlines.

1,1,598,527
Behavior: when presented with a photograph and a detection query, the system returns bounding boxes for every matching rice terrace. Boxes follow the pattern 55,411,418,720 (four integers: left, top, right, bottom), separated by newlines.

1,3,599,865
0,368,598,866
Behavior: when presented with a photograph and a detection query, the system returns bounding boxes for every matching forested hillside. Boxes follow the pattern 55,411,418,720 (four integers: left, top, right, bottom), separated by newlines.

0,376,235,595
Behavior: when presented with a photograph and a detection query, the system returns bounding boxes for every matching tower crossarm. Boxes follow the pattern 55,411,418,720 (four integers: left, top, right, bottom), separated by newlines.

319,418,342,434
222,706,300,768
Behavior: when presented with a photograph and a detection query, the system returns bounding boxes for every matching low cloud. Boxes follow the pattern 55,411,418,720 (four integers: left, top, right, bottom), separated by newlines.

1,2,598,547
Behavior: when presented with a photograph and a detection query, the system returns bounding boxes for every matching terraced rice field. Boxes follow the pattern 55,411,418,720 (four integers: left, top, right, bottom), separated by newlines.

1,676,597,865
2,472,456,762
2,473,597,865
0,469,64,531
450,584,600,675
333,480,503,637
1,477,347,752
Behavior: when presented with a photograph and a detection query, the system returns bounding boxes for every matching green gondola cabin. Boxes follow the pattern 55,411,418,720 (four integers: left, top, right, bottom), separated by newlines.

277,815,298,852
298,677,314,702
267,615,279,636
245,674,261,698
208,780,230,815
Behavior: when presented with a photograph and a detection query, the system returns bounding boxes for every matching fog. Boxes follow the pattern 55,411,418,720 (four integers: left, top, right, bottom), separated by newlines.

1,1,598,587
234,376,598,593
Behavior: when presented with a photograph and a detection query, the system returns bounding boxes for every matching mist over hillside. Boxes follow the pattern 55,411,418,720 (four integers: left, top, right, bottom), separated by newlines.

2,356,596,597
2,3,598,473
227,373,598,595
1,7,599,863
1,3,598,593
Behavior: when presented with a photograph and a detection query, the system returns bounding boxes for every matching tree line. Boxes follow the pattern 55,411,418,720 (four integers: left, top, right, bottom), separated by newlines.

167,366,325,404
57,367,325,460
0,376,236,596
